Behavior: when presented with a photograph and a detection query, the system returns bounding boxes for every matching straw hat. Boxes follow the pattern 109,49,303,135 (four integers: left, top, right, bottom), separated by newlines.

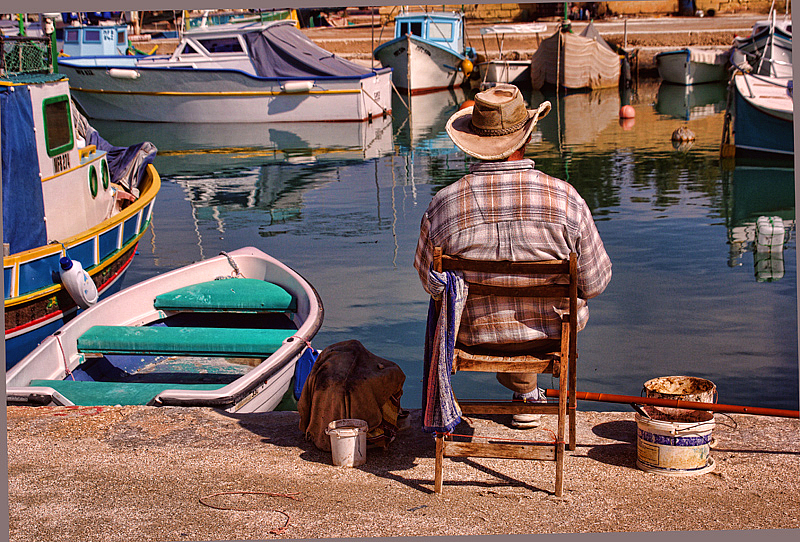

446,84,551,161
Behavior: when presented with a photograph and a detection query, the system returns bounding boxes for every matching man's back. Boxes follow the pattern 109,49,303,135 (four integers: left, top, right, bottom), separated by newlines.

414,158,611,347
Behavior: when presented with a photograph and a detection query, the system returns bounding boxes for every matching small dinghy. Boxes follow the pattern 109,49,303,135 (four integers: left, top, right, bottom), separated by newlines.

6,247,323,413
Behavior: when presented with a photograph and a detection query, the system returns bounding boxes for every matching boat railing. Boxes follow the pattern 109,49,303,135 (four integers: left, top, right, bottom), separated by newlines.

0,35,53,77
731,63,792,99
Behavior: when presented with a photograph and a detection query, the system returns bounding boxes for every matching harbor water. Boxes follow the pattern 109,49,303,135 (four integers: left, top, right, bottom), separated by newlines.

94,79,798,412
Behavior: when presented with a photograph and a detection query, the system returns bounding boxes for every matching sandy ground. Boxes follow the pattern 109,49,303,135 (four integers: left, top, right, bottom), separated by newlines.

6,406,798,541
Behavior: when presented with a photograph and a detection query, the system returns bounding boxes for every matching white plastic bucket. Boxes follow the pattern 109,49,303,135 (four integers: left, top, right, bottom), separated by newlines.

636,408,715,476
325,419,368,467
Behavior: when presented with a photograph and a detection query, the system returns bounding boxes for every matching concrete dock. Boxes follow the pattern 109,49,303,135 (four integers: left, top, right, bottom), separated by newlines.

5,405,798,540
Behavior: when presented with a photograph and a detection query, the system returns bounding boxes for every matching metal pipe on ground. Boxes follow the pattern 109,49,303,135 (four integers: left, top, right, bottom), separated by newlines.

543,389,799,419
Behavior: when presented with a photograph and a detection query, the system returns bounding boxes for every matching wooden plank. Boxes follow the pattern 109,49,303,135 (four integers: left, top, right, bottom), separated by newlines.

467,284,570,298
444,441,556,461
459,401,560,415
454,353,557,374
440,256,569,275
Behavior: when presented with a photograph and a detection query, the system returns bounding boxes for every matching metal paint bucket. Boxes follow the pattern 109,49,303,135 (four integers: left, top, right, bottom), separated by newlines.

643,376,717,420
636,407,715,476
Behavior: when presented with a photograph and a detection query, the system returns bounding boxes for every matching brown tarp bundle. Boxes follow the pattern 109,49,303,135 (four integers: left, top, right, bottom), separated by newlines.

530,29,620,90
298,340,406,452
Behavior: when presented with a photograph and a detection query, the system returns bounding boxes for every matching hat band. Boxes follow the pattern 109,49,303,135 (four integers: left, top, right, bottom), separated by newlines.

469,116,529,136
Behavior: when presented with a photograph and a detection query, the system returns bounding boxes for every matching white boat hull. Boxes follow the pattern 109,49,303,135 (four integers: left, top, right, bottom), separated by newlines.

477,60,531,87
656,49,729,85
58,59,392,123
6,247,324,413
374,35,466,94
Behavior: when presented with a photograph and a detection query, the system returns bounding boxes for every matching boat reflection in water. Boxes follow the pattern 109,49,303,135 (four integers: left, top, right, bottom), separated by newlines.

392,87,467,156
528,87,620,149
723,163,795,282
655,81,728,121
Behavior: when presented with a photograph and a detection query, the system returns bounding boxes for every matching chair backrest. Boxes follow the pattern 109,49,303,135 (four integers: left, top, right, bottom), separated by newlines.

432,246,578,342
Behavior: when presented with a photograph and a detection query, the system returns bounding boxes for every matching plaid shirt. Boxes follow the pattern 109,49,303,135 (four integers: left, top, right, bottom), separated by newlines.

414,159,612,346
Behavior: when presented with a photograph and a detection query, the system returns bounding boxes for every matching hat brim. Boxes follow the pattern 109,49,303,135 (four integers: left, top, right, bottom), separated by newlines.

446,100,551,160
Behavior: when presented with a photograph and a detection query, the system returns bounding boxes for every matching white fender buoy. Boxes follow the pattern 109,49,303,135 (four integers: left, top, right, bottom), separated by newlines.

59,256,98,309
282,81,314,93
108,68,141,80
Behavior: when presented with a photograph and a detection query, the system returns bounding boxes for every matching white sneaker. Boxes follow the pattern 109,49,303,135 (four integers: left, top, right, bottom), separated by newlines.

511,388,547,429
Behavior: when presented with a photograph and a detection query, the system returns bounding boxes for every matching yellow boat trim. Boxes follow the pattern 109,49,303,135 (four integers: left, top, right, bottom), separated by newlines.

70,87,361,97
79,145,98,159
4,226,149,307
4,165,161,305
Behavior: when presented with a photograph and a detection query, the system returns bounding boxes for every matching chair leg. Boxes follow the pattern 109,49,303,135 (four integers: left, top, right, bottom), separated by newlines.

434,434,444,494
569,347,577,451
556,324,569,497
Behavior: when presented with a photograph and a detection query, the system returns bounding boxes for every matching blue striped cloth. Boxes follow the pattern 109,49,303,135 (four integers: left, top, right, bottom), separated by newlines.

422,268,467,434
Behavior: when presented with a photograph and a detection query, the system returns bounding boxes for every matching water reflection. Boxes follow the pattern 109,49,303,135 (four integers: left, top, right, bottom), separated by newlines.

722,163,796,281
110,80,795,411
655,81,728,121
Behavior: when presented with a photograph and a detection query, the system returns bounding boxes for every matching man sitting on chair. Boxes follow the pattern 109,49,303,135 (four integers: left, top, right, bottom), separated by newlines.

413,84,612,429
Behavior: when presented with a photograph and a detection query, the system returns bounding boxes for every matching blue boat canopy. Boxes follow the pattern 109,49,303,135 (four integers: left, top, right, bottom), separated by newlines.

243,22,377,78
1,84,48,255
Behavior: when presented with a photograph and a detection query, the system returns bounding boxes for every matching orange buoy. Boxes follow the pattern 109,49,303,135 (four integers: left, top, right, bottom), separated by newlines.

619,105,636,119
459,99,475,111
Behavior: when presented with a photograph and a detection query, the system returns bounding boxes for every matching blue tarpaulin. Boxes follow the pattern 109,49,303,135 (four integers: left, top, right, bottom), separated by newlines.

1,84,47,255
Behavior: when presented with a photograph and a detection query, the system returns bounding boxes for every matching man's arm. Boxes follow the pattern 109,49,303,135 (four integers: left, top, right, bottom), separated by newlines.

576,207,612,300
413,212,435,295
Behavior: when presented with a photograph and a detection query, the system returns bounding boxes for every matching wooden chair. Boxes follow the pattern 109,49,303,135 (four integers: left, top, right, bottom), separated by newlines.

431,247,578,497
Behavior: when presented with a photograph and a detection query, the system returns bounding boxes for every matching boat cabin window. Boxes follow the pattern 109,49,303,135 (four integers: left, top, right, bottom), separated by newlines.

428,21,454,42
398,21,423,38
42,95,74,157
84,29,101,43
179,42,202,55
65,29,79,43
117,30,126,45
197,37,244,54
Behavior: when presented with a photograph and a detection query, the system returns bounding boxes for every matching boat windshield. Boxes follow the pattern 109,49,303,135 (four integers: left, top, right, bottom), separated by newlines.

429,21,454,42
197,37,244,54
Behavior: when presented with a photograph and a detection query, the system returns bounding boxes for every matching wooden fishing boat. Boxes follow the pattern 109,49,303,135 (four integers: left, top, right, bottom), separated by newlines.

655,47,731,85
57,19,392,123
6,247,324,413
731,9,792,78
728,71,793,158
372,10,476,95
530,21,620,90
2,34,160,369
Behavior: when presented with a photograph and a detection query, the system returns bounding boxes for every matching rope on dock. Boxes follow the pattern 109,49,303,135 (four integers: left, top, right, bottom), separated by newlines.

198,490,302,534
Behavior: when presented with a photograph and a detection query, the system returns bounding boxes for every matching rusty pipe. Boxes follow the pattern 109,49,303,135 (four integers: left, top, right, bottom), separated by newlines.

543,389,799,419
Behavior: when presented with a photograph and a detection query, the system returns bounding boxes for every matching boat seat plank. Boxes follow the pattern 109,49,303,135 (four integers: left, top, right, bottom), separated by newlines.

153,278,296,313
77,325,295,357
29,380,225,406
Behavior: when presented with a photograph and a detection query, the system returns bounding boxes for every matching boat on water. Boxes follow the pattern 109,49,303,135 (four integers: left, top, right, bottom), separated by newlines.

725,70,793,158
473,23,547,89
731,9,792,78
372,10,477,95
530,21,620,90
57,19,392,123
6,247,324,413
655,47,731,85
2,34,161,369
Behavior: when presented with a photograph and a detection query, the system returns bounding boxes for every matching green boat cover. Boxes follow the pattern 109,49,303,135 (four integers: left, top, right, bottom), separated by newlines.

29,380,225,406
153,278,296,313
77,326,295,357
